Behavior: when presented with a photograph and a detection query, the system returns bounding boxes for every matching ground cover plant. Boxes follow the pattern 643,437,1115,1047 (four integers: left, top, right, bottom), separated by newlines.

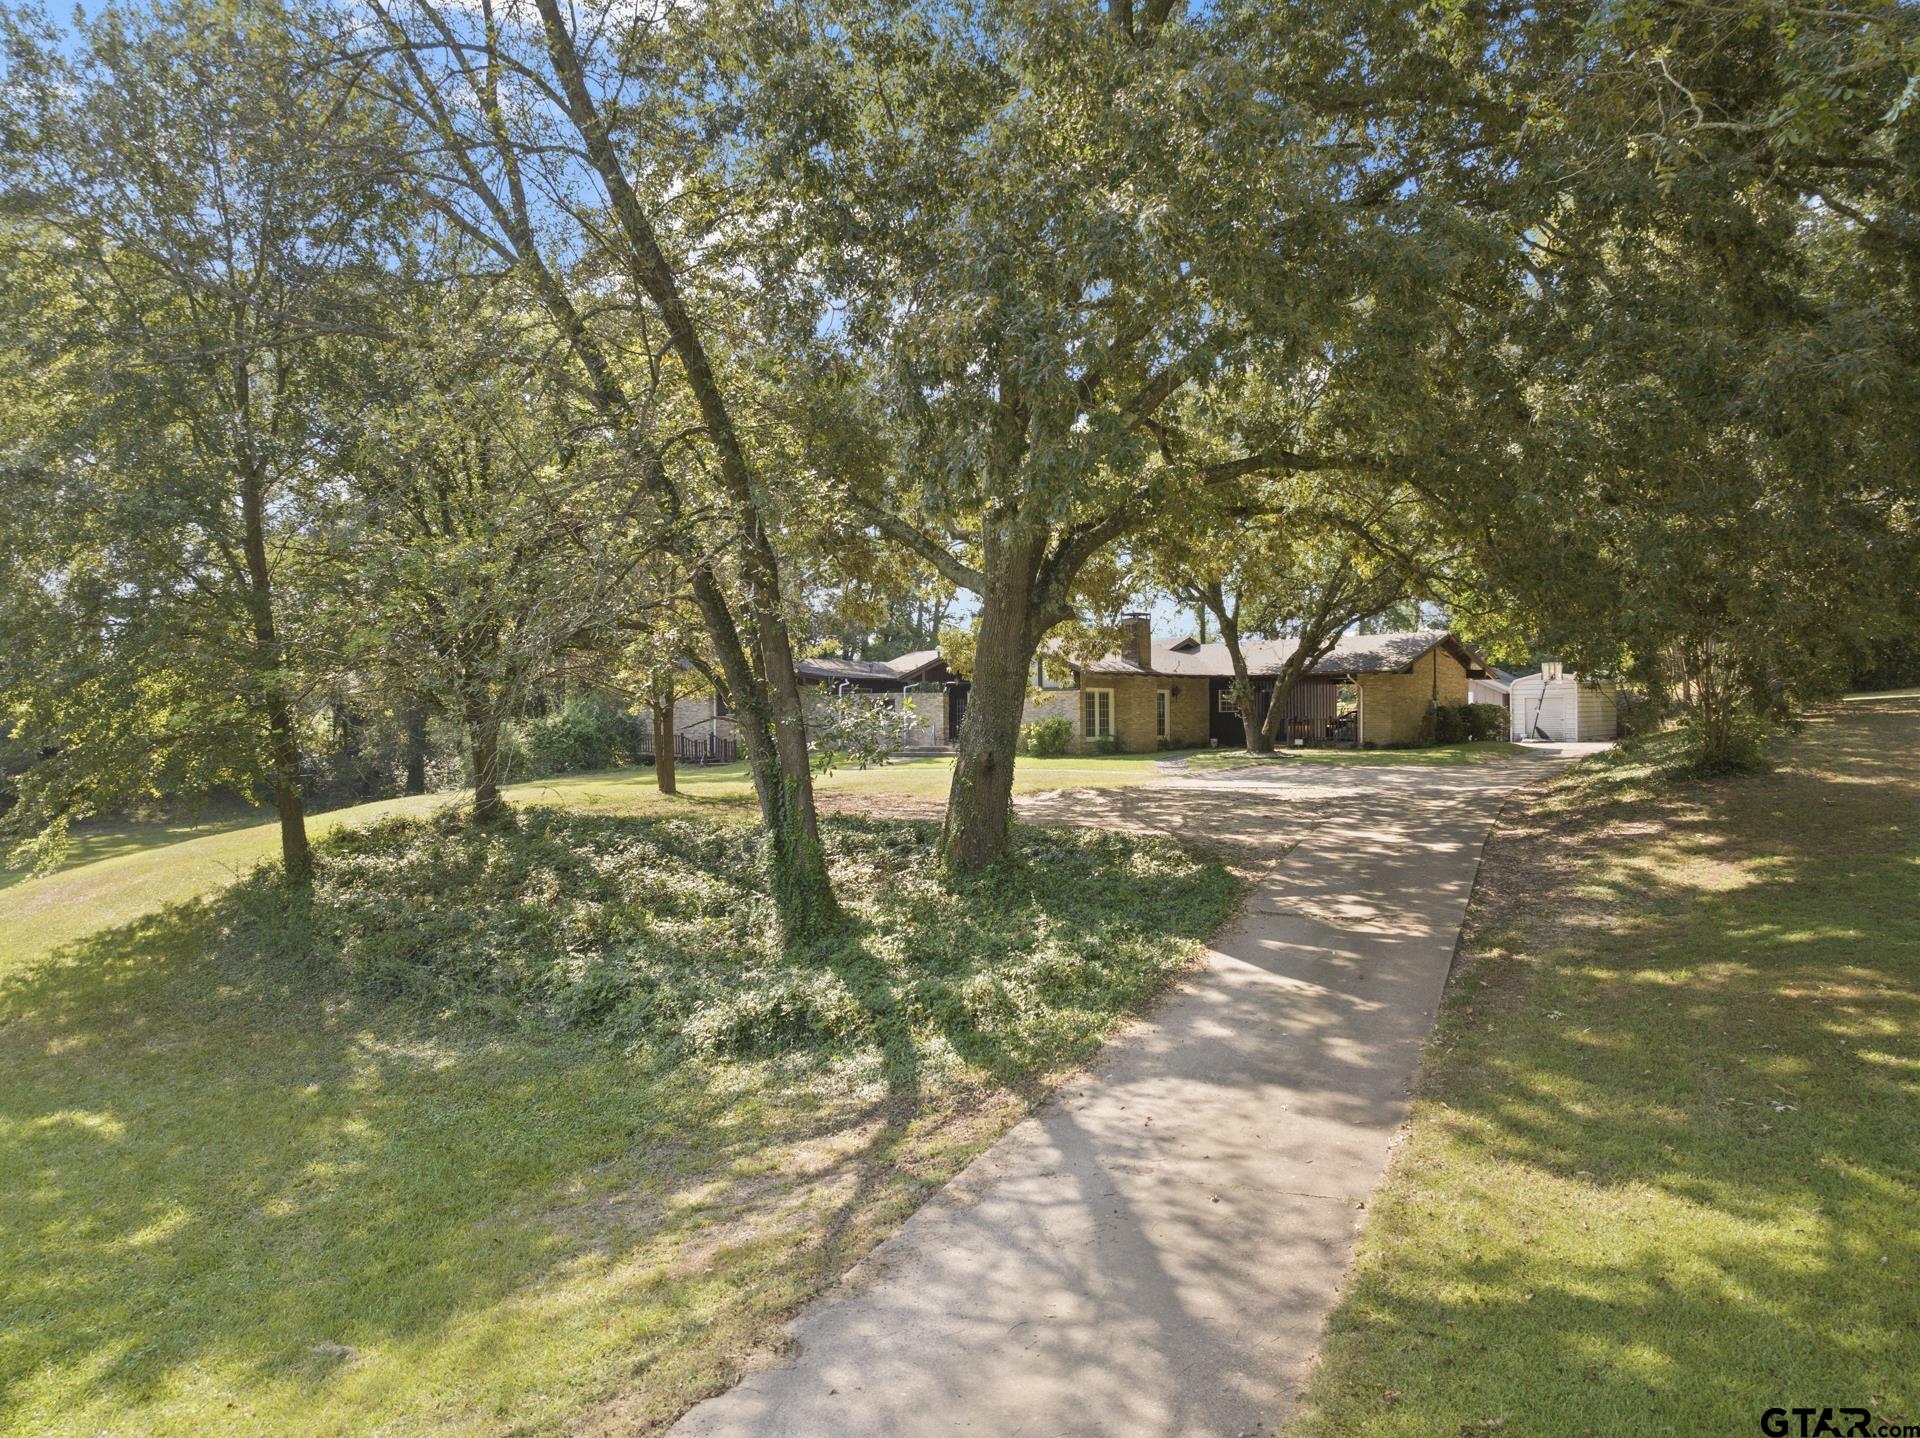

0,802,1234,1437
0,752,1182,955
1292,694,1920,1435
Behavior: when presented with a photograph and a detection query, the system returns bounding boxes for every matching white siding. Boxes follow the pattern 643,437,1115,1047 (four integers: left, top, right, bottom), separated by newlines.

1575,683,1618,741
1509,676,1617,741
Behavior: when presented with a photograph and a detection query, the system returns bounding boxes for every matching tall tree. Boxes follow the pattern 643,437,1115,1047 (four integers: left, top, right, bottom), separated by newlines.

1142,482,1417,752
331,293,649,824
1402,0,1920,766
726,0,1521,868
0,0,397,879
353,0,842,938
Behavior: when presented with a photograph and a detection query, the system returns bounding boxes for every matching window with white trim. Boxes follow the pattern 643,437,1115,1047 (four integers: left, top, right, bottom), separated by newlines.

1155,689,1171,742
1082,687,1114,739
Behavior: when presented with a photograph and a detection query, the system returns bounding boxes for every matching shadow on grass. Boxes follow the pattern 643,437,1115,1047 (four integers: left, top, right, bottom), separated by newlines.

0,807,1235,1432
1299,693,1920,1433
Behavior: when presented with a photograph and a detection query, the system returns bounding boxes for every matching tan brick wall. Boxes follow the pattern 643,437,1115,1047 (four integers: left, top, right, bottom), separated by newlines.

1070,675,1206,752
1168,679,1209,748
1116,677,1161,753
1021,689,1077,728
1358,648,1469,746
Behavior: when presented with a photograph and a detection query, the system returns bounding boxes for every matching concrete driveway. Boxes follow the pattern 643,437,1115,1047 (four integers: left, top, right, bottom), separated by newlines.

671,754,1574,1438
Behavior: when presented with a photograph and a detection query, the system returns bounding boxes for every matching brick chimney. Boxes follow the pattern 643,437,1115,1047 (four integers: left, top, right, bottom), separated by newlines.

1120,612,1153,667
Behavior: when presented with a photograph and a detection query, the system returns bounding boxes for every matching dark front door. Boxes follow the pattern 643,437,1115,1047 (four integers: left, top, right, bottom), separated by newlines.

1209,678,1245,746
946,683,969,744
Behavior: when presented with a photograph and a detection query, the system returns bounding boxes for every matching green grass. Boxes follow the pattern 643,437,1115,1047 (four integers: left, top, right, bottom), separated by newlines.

0,753,1179,973
1184,739,1530,768
1293,694,1920,1437
0,794,1235,1437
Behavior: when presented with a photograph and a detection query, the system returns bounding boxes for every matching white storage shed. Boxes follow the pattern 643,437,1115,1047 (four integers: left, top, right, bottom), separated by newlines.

1508,665,1618,742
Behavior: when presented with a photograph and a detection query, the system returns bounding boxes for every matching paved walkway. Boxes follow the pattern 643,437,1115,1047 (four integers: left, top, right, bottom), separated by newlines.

671,758,1568,1438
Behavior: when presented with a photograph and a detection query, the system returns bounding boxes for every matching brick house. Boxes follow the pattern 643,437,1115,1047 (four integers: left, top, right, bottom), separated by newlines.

671,650,969,752
1031,616,1492,752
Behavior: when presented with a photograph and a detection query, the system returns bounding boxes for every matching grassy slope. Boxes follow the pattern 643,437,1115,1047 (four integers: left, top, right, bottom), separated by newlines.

0,753,1185,973
1294,694,1920,1436
0,804,1235,1437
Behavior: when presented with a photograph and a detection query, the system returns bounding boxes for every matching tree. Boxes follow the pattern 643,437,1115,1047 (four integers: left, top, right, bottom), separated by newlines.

609,558,718,800
352,0,843,939
331,293,643,824
0,0,398,879
724,0,1524,868
1398,0,1920,767
1142,481,1417,752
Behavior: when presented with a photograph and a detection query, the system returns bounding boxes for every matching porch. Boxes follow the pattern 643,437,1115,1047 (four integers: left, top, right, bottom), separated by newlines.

1207,676,1358,749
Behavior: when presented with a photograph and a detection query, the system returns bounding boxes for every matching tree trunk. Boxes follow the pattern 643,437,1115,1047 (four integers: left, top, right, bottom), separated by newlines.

531,0,837,939
1261,622,1342,750
1213,611,1270,755
467,702,507,825
1259,671,1302,749
686,565,839,939
403,707,428,795
649,692,677,796
264,692,312,882
940,531,1047,874
237,456,312,884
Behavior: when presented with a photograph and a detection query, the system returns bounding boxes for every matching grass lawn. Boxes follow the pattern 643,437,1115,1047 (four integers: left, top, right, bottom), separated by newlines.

1184,739,1530,768
0,800,1236,1437
1293,694,1920,1436
0,751,1184,970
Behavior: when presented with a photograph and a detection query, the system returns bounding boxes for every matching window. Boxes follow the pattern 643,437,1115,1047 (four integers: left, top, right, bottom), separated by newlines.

1155,689,1171,742
1082,687,1114,739
1218,688,1239,713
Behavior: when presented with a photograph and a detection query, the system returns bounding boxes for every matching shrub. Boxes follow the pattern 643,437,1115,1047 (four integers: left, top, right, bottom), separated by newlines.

1461,703,1508,741
1681,706,1775,776
1021,715,1073,758
811,692,911,772
1090,734,1121,756
1420,704,1467,745
516,693,646,776
218,808,1237,1076
1614,689,1663,738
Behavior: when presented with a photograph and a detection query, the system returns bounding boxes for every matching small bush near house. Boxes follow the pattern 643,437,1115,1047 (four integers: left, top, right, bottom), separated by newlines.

1419,703,1506,746
515,693,648,775
1021,715,1073,758
1090,734,1122,756
1461,702,1508,741
1419,704,1466,745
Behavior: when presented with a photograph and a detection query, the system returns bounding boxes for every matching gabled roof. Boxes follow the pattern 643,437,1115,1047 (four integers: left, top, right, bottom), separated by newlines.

796,648,945,685
1078,629,1488,680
